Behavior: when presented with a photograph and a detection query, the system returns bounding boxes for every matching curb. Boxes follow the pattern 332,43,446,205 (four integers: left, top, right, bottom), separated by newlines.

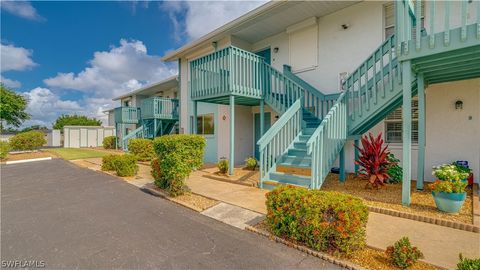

5,157,52,165
367,203,480,234
245,225,366,270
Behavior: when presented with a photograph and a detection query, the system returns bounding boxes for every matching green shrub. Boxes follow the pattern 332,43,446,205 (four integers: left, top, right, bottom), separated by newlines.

151,158,161,181
103,136,117,149
113,154,138,177
101,154,118,171
9,131,46,151
266,185,369,256
387,154,402,184
217,158,229,174
245,156,257,170
386,237,423,269
128,138,154,161
153,134,206,197
0,141,10,159
457,254,480,270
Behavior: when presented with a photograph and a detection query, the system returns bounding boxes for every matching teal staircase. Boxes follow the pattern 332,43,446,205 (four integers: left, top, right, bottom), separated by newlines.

258,0,480,190
121,97,179,151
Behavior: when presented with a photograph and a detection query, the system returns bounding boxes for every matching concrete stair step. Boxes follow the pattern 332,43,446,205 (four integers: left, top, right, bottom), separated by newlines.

262,180,309,190
293,142,307,150
279,155,312,167
269,172,311,186
298,135,311,142
287,148,308,156
302,128,316,135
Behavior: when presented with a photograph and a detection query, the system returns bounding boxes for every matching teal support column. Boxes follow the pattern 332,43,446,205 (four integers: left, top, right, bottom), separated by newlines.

339,146,346,182
193,101,198,134
354,139,360,175
229,95,235,175
260,99,265,136
417,73,425,190
153,119,157,138
402,61,412,206
115,123,118,150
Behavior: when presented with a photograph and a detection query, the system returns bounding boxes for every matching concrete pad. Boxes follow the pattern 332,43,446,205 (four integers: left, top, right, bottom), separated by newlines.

201,202,264,230
187,170,268,214
367,212,480,270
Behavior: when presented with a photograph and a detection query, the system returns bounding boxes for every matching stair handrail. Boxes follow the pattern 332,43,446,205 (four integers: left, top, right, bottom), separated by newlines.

258,99,303,188
122,125,144,151
306,92,347,189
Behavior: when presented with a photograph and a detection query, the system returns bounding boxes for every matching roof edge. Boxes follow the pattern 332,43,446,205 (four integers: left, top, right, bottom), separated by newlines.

112,75,178,101
161,0,287,62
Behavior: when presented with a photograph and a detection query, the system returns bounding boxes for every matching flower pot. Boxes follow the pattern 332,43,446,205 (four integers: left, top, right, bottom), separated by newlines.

431,191,466,213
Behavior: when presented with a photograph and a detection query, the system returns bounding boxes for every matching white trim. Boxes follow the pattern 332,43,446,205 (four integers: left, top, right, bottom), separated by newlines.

6,157,52,165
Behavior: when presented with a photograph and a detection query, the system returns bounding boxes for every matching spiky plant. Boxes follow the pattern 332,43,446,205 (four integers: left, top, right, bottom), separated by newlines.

354,133,392,189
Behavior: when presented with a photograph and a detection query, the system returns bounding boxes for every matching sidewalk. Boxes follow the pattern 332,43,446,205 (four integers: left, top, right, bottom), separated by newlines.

187,171,480,270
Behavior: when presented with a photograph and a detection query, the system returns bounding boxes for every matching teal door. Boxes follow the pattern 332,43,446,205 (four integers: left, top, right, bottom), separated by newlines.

254,112,271,160
255,48,271,64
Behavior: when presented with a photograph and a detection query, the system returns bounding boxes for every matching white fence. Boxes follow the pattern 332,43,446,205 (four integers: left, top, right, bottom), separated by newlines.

63,126,115,148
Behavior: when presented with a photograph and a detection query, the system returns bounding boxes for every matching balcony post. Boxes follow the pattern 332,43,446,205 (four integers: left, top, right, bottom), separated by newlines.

229,95,235,175
417,73,425,190
193,101,198,134
260,99,265,136
339,146,345,183
354,139,360,175
402,61,412,206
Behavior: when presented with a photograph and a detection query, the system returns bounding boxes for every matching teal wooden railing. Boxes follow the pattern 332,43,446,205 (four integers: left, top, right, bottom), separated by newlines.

190,46,264,100
257,99,303,187
122,125,144,151
344,34,403,134
306,93,347,189
396,0,480,59
141,97,179,120
114,107,140,124
283,65,340,118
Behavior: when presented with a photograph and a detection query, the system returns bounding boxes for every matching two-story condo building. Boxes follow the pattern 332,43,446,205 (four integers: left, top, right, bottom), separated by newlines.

160,0,479,205
111,75,180,150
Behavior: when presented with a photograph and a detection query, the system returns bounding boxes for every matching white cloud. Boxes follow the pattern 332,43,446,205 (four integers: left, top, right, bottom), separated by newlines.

0,76,21,88
1,43,37,72
0,1,44,21
161,1,266,42
22,87,83,127
44,39,177,98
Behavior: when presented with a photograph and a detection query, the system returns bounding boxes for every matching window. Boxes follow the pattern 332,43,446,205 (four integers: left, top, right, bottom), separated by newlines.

384,2,425,40
195,113,214,135
385,99,418,143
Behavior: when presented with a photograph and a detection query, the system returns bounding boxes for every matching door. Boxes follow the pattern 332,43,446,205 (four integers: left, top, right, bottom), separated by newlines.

255,48,271,64
254,112,271,160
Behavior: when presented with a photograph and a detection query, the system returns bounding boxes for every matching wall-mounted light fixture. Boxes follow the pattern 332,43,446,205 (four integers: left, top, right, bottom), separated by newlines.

341,24,350,30
222,115,227,121
212,41,218,51
455,100,463,110
273,47,279,53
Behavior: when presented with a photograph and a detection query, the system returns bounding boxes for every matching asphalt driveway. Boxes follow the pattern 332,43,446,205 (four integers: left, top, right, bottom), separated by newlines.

1,159,341,270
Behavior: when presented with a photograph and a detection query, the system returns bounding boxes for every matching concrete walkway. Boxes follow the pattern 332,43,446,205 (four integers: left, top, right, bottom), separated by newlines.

187,171,480,270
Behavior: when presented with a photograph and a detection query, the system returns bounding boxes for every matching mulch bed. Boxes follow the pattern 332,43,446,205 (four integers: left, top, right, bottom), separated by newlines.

253,221,438,270
200,166,259,187
322,173,473,224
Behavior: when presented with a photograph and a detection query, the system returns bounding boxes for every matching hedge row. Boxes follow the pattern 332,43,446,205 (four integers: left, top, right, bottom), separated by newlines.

101,154,138,177
266,185,369,256
128,138,155,161
152,134,206,196
9,131,46,151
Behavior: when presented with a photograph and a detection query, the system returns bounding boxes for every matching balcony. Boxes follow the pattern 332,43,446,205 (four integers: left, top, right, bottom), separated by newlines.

114,107,140,124
189,46,265,105
141,97,179,120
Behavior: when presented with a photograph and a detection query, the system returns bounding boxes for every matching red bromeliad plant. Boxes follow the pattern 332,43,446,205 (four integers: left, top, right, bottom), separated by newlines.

354,133,392,189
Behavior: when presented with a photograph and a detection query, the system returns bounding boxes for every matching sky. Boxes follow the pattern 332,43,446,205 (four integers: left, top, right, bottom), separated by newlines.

0,0,266,128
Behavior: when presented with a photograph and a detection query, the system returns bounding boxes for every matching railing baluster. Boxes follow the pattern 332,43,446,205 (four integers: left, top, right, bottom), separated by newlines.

415,0,422,50
461,0,467,41
430,0,436,48
444,0,450,45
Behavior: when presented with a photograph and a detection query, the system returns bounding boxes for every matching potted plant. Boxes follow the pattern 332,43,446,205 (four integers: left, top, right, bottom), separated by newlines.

429,164,469,213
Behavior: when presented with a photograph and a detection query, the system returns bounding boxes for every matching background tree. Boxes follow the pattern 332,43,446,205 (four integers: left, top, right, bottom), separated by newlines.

0,84,30,130
21,125,49,132
53,114,102,130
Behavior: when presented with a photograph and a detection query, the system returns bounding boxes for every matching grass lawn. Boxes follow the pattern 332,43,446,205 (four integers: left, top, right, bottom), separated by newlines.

47,148,117,160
